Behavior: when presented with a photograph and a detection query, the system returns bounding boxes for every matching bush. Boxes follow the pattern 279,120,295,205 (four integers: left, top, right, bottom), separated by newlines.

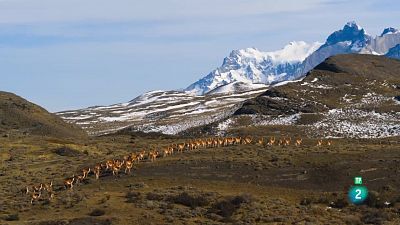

126,191,141,203
361,209,389,225
146,192,164,201
89,208,106,217
366,191,380,208
52,146,82,157
4,213,19,221
168,192,210,209
211,200,236,218
209,194,253,219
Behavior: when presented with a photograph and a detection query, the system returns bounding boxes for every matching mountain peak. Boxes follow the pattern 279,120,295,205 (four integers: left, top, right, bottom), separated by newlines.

186,41,321,95
381,27,399,36
345,21,363,30
325,21,368,46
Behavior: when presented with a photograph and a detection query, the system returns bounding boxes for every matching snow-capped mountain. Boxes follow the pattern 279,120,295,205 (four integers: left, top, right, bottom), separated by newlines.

185,41,322,95
186,22,400,95
58,22,400,136
301,21,371,73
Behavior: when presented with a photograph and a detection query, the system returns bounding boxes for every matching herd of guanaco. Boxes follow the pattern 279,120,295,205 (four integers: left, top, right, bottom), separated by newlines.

26,136,332,205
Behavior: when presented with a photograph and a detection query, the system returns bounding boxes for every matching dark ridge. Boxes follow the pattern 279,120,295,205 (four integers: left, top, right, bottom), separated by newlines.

0,91,87,139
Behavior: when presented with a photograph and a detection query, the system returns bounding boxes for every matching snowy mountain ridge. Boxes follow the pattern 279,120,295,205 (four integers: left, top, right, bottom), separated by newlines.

186,21,400,95
185,41,322,95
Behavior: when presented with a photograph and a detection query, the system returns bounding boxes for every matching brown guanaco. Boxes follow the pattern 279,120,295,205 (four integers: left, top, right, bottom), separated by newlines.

93,164,102,179
82,168,91,179
244,136,252,144
295,138,303,146
125,160,133,174
148,151,158,162
106,160,114,170
30,191,41,204
26,183,43,195
112,160,123,176
257,137,264,146
43,181,54,200
177,143,185,153
268,137,276,145
64,176,75,189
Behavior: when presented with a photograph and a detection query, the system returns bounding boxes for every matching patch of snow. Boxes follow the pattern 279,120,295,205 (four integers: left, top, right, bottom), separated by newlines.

309,109,400,138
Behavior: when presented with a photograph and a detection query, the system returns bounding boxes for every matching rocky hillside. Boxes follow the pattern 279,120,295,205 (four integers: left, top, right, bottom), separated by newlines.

57,88,267,136
0,91,87,139
215,54,400,138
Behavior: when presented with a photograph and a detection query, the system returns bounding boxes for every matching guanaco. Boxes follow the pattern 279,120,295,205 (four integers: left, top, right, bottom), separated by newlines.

234,137,241,145
26,183,43,194
268,137,276,146
112,160,123,176
82,168,91,178
93,164,102,179
64,176,75,189
125,160,133,174
30,191,41,204
106,160,114,171
148,151,158,162
258,137,264,146
295,138,303,146
317,140,323,146
284,138,291,146
76,174,85,184
177,143,185,153
94,168,100,180
327,140,332,146
244,136,252,144
43,181,54,200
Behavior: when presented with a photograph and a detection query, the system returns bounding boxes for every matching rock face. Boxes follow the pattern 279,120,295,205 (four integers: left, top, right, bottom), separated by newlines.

386,44,400,59
186,22,400,95
0,91,87,138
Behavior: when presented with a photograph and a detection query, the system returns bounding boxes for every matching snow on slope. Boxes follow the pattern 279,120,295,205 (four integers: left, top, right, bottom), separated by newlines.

57,87,267,135
206,82,268,95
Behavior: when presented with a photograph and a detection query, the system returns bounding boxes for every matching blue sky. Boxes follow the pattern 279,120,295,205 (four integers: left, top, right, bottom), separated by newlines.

0,0,399,112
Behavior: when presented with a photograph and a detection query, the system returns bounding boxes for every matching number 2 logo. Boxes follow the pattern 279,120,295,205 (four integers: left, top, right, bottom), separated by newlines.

355,189,362,199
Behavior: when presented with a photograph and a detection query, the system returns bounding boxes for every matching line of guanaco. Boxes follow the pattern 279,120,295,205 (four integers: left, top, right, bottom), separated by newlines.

26,136,332,204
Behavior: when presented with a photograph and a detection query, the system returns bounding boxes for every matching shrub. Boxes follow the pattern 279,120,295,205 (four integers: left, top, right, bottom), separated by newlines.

126,191,141,203
89,208,106,217
168,192,210,209
52,146,81,157
4,213,19,221
146,192,164,201
209,194,253,219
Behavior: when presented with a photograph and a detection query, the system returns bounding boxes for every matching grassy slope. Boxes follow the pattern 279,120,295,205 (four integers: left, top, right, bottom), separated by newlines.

0,91,87,139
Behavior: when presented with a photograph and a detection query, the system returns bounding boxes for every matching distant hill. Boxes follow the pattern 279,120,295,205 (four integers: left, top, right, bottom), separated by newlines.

213,54,400,138
0,91,87,139
235,54,400,116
